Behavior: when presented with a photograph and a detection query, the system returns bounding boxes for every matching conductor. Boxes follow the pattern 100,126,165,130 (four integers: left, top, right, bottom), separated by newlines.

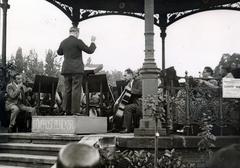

57,26,96,115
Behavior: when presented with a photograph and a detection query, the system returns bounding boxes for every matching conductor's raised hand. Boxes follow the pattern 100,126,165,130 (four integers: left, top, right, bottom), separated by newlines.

91,36,96,43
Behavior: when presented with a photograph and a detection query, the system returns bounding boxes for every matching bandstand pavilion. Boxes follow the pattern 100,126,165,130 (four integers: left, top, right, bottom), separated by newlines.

0,1,240,167
1,0,240,133
43,0,240,133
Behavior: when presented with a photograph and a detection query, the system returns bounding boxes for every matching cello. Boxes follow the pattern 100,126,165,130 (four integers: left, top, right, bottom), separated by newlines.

112,81,133,130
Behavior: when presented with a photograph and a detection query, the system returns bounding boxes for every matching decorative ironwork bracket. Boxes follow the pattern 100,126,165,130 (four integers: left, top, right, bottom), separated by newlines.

78,9,164,28
46,0,73,21
167,2,240,26
79,9,145,22
46,0,162,26
47,1,240,27
0,3,10,10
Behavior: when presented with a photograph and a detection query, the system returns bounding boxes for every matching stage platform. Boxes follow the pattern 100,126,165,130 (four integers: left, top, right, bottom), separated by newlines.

1,132,240,149
1,115,240,168
32,116,108,134
0,132,240,168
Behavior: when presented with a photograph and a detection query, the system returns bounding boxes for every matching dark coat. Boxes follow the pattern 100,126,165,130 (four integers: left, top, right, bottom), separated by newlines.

57,36,96,75
131,77,142,96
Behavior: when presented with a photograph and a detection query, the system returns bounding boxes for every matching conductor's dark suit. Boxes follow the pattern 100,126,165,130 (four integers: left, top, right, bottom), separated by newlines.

57,35,96,114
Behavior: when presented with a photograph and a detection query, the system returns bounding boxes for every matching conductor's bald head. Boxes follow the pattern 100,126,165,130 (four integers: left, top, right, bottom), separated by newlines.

69,26,79,38
56,143,100,168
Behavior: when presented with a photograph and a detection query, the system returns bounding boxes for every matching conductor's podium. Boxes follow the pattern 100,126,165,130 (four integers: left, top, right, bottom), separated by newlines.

32,116,107,134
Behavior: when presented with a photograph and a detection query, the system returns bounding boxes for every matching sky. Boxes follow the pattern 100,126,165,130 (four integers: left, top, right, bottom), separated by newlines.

2,0,240,77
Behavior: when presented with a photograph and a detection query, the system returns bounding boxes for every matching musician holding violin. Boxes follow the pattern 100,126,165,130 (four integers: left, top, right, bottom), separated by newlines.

5,73,36,133
113,68,142,133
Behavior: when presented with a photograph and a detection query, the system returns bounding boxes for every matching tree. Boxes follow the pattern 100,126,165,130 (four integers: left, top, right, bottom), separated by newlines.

38,61,45,76
214,53,240,77
45,49,61,77
23,49,43,82
104,70,123,86
15,47,24,73
9,54,15,64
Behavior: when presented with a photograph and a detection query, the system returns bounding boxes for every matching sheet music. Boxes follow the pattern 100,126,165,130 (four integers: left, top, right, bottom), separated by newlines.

84,64,103,74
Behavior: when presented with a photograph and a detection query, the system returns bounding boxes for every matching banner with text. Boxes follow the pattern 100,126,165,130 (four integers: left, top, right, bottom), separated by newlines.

222,78,240,98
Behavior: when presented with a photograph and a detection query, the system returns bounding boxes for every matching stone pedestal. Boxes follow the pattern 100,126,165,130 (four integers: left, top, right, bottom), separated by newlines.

32,116,107,134
134,118,166,136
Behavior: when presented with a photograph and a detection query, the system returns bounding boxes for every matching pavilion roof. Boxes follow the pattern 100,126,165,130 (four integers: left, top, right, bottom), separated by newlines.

55,0,240,13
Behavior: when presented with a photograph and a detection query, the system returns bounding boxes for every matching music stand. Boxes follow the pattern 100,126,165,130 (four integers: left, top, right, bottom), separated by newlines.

33,75,58,114
84,64,103,76
82,73,109,115
161,66,180,96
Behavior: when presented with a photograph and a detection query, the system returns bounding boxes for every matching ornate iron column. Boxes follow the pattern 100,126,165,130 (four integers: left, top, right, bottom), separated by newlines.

0,0,9,129
72,7,80,27
135,0,160,136
159,14,167,70
0,0,10,91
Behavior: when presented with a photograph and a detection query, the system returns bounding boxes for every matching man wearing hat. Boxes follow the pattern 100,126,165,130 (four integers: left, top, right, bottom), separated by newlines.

57,26,96,115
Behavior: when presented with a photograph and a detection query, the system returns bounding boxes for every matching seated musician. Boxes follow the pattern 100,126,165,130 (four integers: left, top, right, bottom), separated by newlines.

114,68,142,133
81,91,102,116
199,66,218,89
174,67,219,134
39,92,63,115
5,73,36,133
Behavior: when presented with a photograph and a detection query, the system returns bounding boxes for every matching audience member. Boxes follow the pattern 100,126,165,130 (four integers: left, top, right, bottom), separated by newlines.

199,66,218,89
56,143,100,168
208,144,240,168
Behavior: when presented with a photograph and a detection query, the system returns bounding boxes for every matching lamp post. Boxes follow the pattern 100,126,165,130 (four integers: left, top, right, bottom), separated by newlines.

0,0,10,91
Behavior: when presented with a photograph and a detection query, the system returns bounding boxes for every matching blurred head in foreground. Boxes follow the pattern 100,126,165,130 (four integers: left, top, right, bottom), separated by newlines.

56,143,100,168
208,144,240,168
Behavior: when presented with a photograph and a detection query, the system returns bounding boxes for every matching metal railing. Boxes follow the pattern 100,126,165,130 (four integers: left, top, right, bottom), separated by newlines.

161,74,240,136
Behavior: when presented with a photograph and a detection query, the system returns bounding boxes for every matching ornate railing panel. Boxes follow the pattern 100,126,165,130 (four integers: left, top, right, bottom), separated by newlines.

165,77,240,136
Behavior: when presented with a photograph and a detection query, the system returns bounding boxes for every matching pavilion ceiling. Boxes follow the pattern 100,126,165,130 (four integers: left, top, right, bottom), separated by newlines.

52,0,240,13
